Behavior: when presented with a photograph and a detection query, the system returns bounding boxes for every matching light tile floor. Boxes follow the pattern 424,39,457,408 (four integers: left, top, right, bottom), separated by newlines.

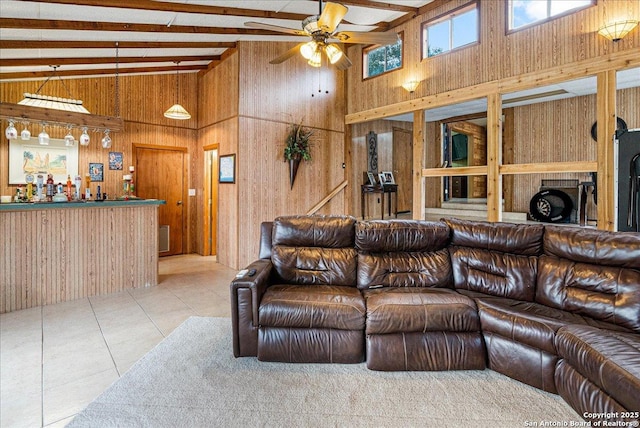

0,254,236,428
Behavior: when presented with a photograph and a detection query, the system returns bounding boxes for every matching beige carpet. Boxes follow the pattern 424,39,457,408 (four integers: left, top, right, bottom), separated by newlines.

68,317,580,427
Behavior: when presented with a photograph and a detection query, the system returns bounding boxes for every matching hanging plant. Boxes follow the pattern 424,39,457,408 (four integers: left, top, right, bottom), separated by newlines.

284,121,313,162
284,120,313,189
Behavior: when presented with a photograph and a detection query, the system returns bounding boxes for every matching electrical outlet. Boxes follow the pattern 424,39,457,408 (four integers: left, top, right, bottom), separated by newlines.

188,189,196,196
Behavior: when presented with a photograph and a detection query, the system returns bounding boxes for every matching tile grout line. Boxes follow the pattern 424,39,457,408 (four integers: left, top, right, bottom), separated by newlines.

87,297,122,377
127,289,167,339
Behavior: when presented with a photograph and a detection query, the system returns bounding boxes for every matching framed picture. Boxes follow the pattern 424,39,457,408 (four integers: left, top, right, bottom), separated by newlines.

378,173,386,185
219,154,236,183
8,137,78,184
366,171,377,186
109,152,123,170
89,163,104,182
382,171,395,184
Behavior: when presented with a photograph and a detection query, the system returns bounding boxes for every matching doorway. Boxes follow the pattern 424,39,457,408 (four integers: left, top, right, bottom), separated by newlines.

392,127,413,214
134,145,187,256
442,120,487,201
203,145,218,256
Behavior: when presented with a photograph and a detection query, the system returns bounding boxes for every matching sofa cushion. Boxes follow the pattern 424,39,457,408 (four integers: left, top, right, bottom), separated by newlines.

355,220,450,252
272,215,355,248
259,284,365,331
444,218,544,256
555,325,640,412
544,226,640,270
357,249,452,290
476,297,630,355
536,254,640,333
449,246,538,301
271,215,358,286
445,218,543,301
272,247,357,286
355,220,452,290
365,288,479,335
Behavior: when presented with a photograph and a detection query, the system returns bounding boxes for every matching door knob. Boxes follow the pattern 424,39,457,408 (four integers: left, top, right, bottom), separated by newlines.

177,200,183,205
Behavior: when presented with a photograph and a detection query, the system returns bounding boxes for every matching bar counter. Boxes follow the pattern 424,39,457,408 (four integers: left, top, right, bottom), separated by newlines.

0,199,165,313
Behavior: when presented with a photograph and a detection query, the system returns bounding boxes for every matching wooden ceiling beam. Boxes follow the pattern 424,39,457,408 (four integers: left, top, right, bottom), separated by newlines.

23,0,312,21
1,64,207,80
0,18,287,35
0,41,237,49
339,0,418,13
387,0,448,29
4,55,219,67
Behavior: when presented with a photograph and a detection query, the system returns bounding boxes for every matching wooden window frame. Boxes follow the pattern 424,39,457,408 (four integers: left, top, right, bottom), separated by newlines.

421,1,479,60
506,0,596,35
362,31,404,81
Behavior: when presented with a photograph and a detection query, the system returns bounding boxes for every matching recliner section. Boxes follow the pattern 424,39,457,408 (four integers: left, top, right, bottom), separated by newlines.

230,215,640,421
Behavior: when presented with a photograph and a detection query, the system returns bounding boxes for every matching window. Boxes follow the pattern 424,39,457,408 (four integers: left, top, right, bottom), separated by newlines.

422,3,478,59
509,0,594,31
363,34,403,79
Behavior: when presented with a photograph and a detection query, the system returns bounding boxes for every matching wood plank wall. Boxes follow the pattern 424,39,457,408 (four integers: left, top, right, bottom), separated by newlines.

197,42,348,268
1,73,199,251
346,0,638,220
346,0,639,114
350,120,412,218
0,204,159,313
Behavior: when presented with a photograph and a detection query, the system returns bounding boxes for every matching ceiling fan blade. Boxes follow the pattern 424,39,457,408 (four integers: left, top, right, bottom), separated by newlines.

333,31,399,46
318,2,348,34
245,21,308,36
269,43,305,64
334,53,352,71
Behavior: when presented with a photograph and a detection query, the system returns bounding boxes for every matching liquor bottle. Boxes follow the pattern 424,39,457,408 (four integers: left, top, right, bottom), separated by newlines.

66,175,72,201
46,174,54,202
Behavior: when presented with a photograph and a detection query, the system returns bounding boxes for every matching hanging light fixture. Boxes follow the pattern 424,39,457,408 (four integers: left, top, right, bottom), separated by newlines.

164,61,191,120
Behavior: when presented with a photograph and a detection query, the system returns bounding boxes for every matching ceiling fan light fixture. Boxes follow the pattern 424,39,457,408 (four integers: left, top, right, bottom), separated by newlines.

325,43,343,64
300,41,318,60
308,50,322,68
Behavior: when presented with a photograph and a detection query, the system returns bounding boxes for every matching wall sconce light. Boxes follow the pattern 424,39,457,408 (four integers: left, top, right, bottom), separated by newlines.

402,81,420,93
598,20,638,42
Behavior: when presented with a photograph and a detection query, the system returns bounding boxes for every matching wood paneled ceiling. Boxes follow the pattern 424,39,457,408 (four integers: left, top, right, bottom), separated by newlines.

0,0,438,81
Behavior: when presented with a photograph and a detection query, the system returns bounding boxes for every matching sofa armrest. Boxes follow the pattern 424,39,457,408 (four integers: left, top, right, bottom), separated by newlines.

230,259,272,357
231,259,272,322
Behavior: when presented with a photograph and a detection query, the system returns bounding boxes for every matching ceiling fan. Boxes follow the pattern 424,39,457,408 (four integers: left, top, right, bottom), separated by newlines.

245,0,399,70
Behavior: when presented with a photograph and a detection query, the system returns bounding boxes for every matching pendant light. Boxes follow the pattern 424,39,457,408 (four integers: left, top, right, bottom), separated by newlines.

164,61,191,120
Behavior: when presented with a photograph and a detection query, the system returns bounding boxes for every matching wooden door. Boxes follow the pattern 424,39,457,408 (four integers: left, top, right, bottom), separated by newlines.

392,128,413,213
135,146,186,256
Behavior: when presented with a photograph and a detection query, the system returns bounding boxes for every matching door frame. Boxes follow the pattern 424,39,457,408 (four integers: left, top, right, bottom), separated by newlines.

203,143,219,256
132,143,188,255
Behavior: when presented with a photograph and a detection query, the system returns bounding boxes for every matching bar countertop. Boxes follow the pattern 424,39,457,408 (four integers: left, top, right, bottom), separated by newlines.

0,198,166,211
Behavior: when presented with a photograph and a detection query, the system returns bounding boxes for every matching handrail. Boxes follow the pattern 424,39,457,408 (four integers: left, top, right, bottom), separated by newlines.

306,180,348,215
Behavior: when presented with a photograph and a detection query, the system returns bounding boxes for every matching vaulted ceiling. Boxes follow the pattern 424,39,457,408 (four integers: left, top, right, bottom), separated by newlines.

0,0,437,81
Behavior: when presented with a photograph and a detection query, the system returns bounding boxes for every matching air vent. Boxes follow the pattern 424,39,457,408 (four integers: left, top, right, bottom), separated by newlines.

159,225,170,252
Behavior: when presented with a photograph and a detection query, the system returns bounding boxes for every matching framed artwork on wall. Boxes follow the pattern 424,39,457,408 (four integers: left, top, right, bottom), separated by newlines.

109,152,123,170
89,163,104,182
8,137,78,184
219,154,236,183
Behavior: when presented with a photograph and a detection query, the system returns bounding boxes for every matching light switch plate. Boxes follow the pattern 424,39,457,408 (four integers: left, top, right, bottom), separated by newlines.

188,189,196,196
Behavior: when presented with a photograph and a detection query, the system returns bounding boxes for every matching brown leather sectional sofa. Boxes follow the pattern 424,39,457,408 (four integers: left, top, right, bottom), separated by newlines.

230,215,640,423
